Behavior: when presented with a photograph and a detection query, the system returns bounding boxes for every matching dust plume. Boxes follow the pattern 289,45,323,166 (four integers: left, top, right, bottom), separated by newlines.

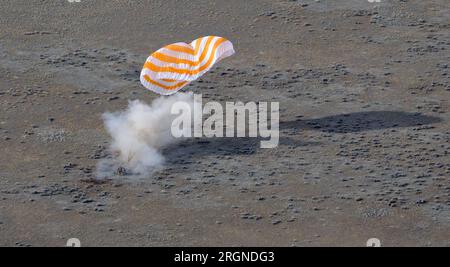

97,92,195,178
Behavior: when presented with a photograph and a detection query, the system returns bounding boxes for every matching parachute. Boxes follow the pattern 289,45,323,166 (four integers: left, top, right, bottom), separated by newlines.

140,36,235,95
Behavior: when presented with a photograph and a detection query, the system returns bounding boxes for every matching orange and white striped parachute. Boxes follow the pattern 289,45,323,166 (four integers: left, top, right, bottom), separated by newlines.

140,36,235,95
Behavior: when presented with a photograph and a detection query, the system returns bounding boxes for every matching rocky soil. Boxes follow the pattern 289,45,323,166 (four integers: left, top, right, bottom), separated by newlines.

0,0,449,246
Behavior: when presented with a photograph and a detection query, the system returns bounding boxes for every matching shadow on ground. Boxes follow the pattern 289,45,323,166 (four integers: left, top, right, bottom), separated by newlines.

164,111,442,162
281,111,442,133
164,137,320,163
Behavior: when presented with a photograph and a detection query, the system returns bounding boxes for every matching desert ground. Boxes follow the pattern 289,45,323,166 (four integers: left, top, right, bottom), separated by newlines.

0,0,449,246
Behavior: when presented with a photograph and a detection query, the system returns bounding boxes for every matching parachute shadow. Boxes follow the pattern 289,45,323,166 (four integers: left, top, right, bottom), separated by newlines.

163,137,320,163
280,111,442,133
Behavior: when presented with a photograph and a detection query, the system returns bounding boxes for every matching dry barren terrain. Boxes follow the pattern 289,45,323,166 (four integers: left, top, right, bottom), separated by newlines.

0,0,449,246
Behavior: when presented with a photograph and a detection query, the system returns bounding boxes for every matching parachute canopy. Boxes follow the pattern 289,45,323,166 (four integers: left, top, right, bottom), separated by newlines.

140,36,235,95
